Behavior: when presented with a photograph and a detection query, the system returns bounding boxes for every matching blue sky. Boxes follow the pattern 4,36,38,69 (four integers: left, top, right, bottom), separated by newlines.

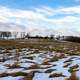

0,0,80,9
0,0,80,36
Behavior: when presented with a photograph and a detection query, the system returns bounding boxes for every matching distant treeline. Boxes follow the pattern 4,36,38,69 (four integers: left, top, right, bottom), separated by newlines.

0,31,12,39
64,36,80,43
0,31,55,40
0,31,80,43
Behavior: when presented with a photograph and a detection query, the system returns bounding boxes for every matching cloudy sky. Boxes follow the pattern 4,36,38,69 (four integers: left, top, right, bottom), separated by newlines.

0,0,80,36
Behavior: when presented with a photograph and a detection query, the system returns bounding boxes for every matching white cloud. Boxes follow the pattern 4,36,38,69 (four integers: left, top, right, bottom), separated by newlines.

0,6,80,36
60,6,80,14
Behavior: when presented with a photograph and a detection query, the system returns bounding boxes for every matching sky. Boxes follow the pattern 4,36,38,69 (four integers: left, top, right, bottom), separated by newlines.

0,0,80,36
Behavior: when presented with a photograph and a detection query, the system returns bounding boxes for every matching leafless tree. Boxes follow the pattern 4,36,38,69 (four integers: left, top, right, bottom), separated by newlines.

13,32,18,39
50,34,54,39
0,31,12,39
26,32,30,39
20,32,26,39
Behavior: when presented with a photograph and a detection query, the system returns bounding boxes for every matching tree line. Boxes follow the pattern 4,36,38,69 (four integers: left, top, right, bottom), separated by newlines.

0,31,55,40
64,36,80,43
0,31,80,43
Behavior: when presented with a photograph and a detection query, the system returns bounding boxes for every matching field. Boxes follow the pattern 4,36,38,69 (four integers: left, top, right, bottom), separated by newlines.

0,39,80,80
0,39,80,54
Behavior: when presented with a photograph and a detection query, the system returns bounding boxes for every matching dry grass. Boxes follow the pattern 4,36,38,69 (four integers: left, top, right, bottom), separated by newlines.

0,39,80,55
28,64,39,69
41,61,51,65
67,72,78,80
49,73,66,78
63,63,71,68
23,78,32,80
68,65,79,73
64,59,73,63
45,69,56,73
0,72,28,77
4,64,21,69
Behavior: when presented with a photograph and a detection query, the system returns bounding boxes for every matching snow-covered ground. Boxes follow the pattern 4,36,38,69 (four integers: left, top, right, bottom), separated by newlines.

0,48,80,80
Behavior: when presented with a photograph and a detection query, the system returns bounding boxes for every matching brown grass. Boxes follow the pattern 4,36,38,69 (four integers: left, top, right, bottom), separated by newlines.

49,73,66,78
67,72,78,80
63,63,71,68
68,65,79,73
23,78,32,80
5,64,21,69
45,69,56,73
0,39,80,55
41,61,51,65
28,64,39,69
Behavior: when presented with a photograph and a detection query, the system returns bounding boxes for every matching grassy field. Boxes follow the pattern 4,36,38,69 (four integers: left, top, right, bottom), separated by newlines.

0,39,80,55
0,39,80,80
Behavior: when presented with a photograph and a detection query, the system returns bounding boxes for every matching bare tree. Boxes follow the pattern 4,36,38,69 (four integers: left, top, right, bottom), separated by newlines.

26,32,30,39
13,32,18,39
5,32,12,39
56,35,61,40
50,34,54,40
0,32,12,39
0,32,2,39
20,32,26,39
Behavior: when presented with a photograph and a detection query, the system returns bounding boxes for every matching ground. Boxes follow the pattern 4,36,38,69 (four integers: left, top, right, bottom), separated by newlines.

0,39,80,80
0,39,80,54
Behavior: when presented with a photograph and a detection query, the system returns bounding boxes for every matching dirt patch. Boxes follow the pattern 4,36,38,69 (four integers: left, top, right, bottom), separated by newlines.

64,59,73,63
66,72,78,80
49,73,66,78
45,69,56,73
4,64,21,69
68,64,79,73
63,63,72,68
28,64,39,69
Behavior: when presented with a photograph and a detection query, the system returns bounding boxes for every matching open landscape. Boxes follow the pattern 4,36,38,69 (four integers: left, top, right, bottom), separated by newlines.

0,0,80,80
0,39,80,80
